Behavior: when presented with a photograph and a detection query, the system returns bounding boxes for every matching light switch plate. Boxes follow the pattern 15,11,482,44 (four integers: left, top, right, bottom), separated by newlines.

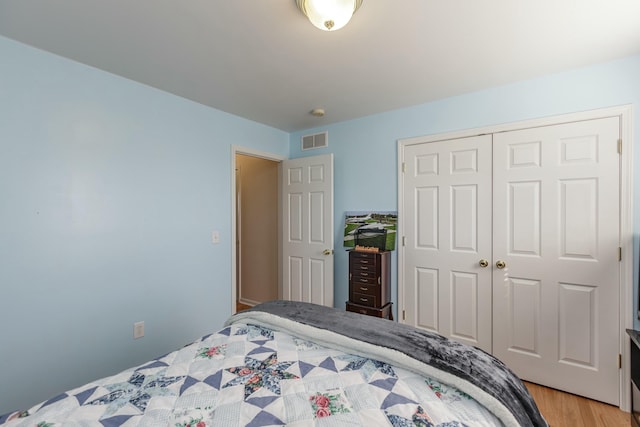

134,321,144,339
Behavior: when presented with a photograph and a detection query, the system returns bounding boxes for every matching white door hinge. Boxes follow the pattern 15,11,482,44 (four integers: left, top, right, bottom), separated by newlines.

619,247,622,262
402,162,406,173
402,310,406,321
402,236,406,246
618,139,622,154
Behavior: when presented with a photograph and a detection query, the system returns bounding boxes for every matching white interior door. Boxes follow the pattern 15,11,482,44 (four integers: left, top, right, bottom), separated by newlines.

402,135,493,352
492,117,620,405
281,154,334,306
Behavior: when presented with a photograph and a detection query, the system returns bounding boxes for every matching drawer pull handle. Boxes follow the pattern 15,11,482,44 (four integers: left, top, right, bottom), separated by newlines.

361,266,369,270
361,272,369,277
360,279,368,283
360,298,369,302
360,287,369,291
360,260,369,264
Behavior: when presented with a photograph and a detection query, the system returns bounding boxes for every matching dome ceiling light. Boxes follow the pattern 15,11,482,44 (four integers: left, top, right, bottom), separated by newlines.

295,0,363,31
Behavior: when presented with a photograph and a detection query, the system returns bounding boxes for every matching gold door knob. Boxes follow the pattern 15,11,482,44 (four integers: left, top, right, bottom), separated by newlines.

323,249,333,255
496,260,506,269
479,259,489,268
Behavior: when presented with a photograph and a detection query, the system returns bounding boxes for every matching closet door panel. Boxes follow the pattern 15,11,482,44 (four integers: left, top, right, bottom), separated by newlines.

403,135,492,352
492,117,620,405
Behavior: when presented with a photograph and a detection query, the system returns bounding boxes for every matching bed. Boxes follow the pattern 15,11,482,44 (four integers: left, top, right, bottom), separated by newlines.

0,300,548,426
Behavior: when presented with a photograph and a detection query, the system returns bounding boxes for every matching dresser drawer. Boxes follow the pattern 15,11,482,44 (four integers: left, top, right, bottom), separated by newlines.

350,265,376,280
350,251,376,261
351,292,378,307
346,302,393,320
350,254,377,269
350,273,378,286
351,282,378,296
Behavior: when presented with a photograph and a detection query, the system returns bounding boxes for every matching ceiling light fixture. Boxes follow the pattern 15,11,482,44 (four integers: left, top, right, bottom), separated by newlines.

296,0,363,31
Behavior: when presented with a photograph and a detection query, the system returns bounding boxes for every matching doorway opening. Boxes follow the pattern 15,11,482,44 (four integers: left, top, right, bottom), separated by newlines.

231,146,286,314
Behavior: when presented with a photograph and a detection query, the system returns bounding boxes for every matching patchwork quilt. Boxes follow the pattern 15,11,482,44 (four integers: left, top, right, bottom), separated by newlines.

0,301,547,427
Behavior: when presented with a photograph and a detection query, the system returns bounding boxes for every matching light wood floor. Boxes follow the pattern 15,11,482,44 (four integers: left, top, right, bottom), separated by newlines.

525,382,630,427
236,302,252,313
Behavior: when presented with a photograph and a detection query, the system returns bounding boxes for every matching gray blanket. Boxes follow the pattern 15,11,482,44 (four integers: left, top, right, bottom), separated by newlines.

227,300,548,427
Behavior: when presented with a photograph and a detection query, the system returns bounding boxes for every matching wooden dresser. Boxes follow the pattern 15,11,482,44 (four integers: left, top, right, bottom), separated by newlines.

345,250,392,320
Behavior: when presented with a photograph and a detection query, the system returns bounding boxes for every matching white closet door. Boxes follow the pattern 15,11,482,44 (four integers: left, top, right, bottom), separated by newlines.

492,117,620,405
403,135,493,352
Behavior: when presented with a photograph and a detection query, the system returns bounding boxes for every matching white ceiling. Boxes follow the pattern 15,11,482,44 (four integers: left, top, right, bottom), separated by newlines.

1,0,639,132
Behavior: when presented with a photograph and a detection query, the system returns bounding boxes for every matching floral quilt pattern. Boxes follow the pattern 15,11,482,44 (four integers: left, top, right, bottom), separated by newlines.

1,324,503,426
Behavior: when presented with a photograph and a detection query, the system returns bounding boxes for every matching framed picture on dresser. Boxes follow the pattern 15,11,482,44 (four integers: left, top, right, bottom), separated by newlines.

343,211,397,251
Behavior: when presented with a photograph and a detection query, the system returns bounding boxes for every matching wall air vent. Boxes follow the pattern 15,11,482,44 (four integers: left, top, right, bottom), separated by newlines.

301,131,328,151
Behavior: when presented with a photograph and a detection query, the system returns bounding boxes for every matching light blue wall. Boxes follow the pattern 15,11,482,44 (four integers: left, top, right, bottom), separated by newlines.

0,36,289,414
290,54,640,328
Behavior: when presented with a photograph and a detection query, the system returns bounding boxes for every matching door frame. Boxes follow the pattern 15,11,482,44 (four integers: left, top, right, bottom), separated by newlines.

397,105,633,411
231,145,286,314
